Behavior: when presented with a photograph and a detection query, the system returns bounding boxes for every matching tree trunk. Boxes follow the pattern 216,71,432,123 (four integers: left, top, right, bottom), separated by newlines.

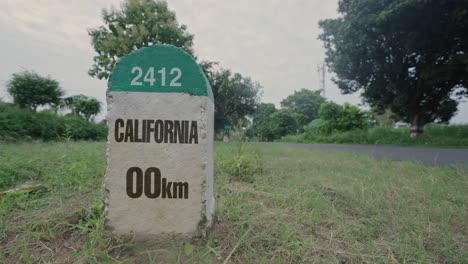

409,113,424,138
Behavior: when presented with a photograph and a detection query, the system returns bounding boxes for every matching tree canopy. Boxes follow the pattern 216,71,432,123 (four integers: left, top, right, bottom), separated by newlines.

319,0,468,137
64,95,102,121
251,103,278,141
201,62,262,134
280,89,325,130
88,0,194,79
318,102,369,133
7,71,64,111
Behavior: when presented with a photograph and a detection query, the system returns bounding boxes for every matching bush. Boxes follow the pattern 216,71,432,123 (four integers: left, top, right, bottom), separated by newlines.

304,118,329,136
318,102,369,133
282,124,468,147
0,103,107,141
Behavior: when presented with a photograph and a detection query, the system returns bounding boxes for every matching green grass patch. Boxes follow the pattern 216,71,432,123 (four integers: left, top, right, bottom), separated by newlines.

0,141,466,263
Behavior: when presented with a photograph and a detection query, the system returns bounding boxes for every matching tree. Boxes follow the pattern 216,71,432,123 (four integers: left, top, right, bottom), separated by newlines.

319,0,468,137
201,62,262,134
280,89,325,130
251,103,278,141
64,95,102,121
269,110,300,138
7,71,64,111
318,102,369,134
88,0,194,79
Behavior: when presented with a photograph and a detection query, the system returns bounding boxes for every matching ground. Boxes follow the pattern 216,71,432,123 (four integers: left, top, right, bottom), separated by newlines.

0,141,467,263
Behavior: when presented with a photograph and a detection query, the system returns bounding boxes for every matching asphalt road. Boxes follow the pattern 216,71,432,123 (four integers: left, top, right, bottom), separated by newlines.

268,143,468,166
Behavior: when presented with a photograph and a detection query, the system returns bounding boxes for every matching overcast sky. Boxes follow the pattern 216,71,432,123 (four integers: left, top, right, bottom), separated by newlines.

0,0,467,123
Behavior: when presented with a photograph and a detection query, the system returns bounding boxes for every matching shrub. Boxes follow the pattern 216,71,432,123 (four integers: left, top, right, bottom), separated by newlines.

281,124,468,147
318,102,369,133
0,103,107,141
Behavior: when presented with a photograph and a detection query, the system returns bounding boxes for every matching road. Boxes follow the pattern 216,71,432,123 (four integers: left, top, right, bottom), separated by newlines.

268,143,468,166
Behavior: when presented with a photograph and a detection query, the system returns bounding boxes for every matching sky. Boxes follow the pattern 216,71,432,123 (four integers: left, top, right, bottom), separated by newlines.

0,0,467,123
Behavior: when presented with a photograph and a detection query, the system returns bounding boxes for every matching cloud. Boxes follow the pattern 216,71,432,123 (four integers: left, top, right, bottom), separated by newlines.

0,0,466,122
0,0,120,52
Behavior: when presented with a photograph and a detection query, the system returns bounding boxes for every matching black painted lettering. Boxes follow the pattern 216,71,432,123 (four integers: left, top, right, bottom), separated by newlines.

125,119,134,142
189,121,198,144
162,178,172,198
174,120,184,144
134,119,142,142
141,120,147,142
146,120,154,143
154,120,164,143
173,182,189,199
126,166,189,199
115,118,124,142
164,120,174,143
126,167,143,198
144,167,161,198
184,121,189,144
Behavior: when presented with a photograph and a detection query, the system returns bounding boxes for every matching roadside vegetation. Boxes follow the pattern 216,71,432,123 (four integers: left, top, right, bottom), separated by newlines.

248,96,468,148
281,124,468,148
0,102,106,141
1,141,466,263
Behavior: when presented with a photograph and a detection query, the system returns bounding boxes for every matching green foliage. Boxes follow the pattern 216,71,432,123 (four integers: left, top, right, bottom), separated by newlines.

217,149,263,182
250,90,324,141
88,0,194,79
285,124,468,147
214,143,468,263
201,62,262,133
7,71,64,111
0,103,106,141
0,142,134,263
250,103,278,141
216,126,263,182
64,95,102,121
0,142,467,262
372,108,395,127
319,0,468,135
269,110,300,138
317,102,369,134
280,89,325,130
250,106,301,142
302,118,329,136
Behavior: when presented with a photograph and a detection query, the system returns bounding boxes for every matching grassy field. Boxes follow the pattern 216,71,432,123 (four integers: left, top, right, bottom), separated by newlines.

0,141,467,263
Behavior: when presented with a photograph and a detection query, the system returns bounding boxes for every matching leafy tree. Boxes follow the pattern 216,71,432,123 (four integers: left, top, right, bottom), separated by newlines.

280,89,325,130
201,62,262,134
319,0,468,137
251,103,278,141
88,0,194,79
251,107,300,141
269,110,300,138
318,102,369,133
372,108,395,127
64,95,102,121
7,71,64,111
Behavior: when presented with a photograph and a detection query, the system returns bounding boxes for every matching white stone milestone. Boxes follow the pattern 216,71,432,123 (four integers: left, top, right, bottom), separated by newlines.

104,45,214,244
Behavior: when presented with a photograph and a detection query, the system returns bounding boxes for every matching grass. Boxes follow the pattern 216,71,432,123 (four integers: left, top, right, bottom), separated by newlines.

281,124,468,148
0,141,467,263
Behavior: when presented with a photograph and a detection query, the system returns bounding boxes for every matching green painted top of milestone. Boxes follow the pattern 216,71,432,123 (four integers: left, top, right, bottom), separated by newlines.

108,45,213,101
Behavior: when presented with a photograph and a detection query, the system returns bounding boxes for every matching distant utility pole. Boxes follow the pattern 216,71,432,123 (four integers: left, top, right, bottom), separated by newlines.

317,62,326,97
